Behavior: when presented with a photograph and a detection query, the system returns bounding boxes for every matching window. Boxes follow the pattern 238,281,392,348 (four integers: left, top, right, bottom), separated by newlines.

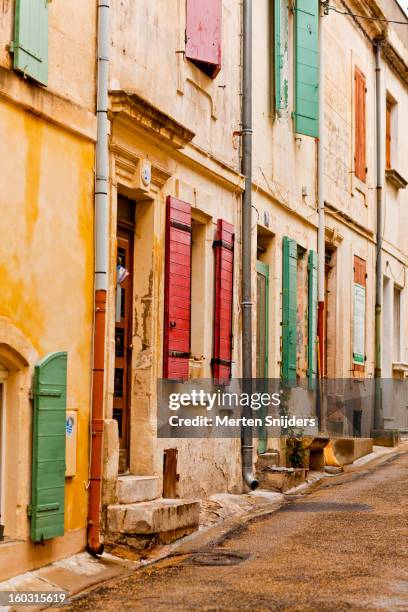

354,67,367,182
163,197,192,381
393,285,401,362
353,256,366,373
282,237,317,381
13,0,49,85
294,0,319,138
185,0,222,79
386,95,398,171
190,219,207,378
212,220,234,380
386,100,392,170
274,0,289,114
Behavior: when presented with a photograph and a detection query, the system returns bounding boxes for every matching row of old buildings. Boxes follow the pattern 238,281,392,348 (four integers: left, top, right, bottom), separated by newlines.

0,0,407,581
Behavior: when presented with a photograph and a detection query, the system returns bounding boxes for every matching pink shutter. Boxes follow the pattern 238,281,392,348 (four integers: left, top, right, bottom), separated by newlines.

186,0,222,79
163,196,192,380
212,220,234,380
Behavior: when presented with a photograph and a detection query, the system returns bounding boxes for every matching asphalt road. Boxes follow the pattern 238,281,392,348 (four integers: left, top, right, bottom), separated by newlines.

66,451,408,611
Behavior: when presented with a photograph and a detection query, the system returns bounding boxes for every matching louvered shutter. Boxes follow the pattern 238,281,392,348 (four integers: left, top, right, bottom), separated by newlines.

274,0,289,113
308,250,318,387
163,197,192,381
30,352,67,542
386,101,391,170
212,220,234,381
13,0,49,85
282,237,297,381
294,0,319,138
186,0,222,79
354,68,367,182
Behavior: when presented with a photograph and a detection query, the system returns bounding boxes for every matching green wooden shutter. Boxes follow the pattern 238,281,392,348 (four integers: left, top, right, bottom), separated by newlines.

13,0,49,85
282,237,297,381
308,250,318,388
30,352,67,542
274,0,289,113
294,0,319,137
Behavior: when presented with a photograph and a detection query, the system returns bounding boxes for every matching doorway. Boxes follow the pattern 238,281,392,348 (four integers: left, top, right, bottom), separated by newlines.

0,366,7,539
114,205,135,473
256,260,269,454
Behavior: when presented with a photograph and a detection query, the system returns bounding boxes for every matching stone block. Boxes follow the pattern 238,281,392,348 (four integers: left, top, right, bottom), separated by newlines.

107,499,200,535
371,429,400,447
324,437,373,466
117,475,159,504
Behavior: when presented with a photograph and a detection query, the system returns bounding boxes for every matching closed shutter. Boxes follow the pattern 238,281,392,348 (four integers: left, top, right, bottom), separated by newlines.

186,0,222,79
308,250,318,387
163,196,192,381
353,256,366,372
30,352,67,542
212,219,234,380
294,0,319,138
282,237,297,381
13,0,49,85
355,67,367,182
386,101,391,170
274,0,289,113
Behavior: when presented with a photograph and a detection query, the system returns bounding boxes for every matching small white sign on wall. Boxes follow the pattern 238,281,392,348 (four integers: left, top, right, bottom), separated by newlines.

353,283,366,365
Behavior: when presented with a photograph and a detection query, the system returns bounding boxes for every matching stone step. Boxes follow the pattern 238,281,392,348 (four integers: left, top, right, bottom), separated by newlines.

117,475,159,504
107,498,200,536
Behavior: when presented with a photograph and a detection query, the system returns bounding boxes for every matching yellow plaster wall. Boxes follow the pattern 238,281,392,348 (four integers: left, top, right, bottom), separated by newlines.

0,99,94,533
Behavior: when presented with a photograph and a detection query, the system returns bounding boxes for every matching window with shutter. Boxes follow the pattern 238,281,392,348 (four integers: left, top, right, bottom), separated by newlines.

353,256,366,373
13,0,49,85
386,100,392,170
212,219,234,381
294,0,319,138
186,0,222,79
354,67,367,182
308,250,318,387
274,0,289,113
282,237,297,381
163,197,192,381
30,352,67,542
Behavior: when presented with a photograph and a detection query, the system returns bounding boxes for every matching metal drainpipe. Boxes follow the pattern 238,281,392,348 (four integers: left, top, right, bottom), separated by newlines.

317,2,326,430
374,42,383,431
87,0,110,555
241,0,258,491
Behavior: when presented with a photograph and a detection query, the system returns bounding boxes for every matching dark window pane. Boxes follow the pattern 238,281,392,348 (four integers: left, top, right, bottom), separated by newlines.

113,408,123,437
114,368,124,398
117,247,126,267
120,289,125,318
115,328,124,357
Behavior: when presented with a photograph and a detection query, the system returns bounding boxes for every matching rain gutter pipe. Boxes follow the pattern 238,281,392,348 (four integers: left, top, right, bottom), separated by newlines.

241,0,258,490
374,41,383,431
87,0,110,555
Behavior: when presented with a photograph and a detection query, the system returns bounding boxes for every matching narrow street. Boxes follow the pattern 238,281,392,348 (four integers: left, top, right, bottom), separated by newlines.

65,450,408,611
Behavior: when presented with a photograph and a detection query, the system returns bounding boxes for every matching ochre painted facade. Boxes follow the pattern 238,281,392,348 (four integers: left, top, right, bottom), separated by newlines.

0,0,96,581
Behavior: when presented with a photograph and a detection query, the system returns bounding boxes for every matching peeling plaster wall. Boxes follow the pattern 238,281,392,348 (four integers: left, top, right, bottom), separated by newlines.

110,0,241,171
0,0,96,581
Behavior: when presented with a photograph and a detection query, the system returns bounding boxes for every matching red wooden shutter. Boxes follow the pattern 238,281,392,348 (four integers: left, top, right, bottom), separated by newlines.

354,67,367,182
186,0,222,79
163,196,192,380
212,220,234,380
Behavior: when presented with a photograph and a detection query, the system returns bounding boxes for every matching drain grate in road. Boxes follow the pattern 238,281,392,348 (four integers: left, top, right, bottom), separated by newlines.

282,502,373,513
183,550,250,566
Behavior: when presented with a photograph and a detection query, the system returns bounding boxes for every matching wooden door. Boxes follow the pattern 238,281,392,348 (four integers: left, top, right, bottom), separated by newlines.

114,226,134,472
